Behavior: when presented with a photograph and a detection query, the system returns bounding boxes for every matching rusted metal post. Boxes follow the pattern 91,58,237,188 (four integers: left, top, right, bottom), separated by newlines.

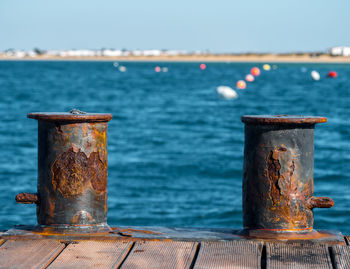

241,115,334,238
15,110,112,233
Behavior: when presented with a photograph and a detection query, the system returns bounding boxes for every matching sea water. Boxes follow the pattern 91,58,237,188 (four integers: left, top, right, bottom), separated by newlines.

0,61,349,233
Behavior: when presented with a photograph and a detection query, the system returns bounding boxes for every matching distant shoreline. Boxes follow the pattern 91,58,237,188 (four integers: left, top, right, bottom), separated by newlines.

1,54,350,63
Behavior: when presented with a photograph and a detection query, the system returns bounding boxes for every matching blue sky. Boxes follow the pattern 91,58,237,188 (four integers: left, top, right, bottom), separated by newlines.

1,0,349,53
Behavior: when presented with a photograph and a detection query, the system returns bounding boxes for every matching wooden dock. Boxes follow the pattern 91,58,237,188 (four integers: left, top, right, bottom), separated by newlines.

0,226,349,268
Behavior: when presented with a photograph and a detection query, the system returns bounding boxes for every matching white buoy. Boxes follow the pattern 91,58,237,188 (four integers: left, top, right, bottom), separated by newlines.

216,86,238,99
162,67,168,72
245,74,255,82
113,62,119,67
119,66,127,72
311,70,320,81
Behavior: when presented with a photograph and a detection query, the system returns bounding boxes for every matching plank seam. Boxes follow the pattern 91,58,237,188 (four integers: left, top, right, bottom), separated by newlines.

325,245,335,269
260,243,266,269
328,246,337,269
114,241,135,269
42,241,70,269
185,242,200,269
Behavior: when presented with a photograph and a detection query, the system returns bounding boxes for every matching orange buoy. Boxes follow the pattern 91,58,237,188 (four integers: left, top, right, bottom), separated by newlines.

236,80,247,89
200,63,206,70
155,66,161,72
251,67,260,76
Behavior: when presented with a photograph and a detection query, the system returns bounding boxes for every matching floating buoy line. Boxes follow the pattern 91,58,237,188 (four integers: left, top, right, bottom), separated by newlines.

216,63,338,100
111,62,338,100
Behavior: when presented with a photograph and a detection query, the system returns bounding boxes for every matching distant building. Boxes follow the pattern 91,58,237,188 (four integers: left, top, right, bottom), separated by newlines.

143,50,162,56
27,50,38,57
102,49,123,57
165,50,188,56
132,50,143,56
329,46,350,56
67,50,96,57
46,50,60,56
102,49,130,57
6,50,26,58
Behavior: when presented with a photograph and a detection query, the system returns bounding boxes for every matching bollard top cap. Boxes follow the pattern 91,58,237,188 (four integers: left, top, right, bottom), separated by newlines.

28,111,112,123
242,115,327,125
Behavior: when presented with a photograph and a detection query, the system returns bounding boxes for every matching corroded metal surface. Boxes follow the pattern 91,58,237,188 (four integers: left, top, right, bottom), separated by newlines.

27,112,112,122
16,111,112,232
0,226,345,245
15,192,39,204
241,115,334,238
242,115,327,125
12,112,341,244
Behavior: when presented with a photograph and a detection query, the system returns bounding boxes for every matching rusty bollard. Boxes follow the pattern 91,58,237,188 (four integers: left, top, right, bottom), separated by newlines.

15,110,112,233
241,115,334,239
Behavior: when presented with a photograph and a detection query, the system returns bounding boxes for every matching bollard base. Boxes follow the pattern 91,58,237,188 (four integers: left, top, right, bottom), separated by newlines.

1,225,345,245
5,223,112,237
237,228,344,243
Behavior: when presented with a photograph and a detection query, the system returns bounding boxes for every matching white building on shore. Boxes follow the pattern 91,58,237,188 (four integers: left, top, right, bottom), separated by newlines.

5,50,26,58
0,48,193,58
59,50,98,57
329,46,350,56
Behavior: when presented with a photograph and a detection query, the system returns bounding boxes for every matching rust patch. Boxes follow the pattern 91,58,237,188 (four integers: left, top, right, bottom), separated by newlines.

307,196,334,209
289,160,295,178
265,146,312,229
52,123,76,146
111,227,161,235
89,152,107,193
52,148,89,197
92,126,108,163
71,143,79,153
51,147,107,197
267,148,285,206
55,124,63,135
15,193,38,204
104,196,108,214
44,186,56,225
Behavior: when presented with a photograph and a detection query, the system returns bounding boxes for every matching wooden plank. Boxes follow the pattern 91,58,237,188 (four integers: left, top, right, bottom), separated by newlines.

0,239,65,269
194,240,262,269
121,241,196,269
48,240,133,269
267,243,333,269
331,245,350,269
0,239,5,247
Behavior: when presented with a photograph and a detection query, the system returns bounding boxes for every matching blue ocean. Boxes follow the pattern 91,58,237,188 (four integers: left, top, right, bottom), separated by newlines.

0,61,349,233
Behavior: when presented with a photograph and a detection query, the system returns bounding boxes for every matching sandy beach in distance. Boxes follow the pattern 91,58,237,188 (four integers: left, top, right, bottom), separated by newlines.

1,54,350,63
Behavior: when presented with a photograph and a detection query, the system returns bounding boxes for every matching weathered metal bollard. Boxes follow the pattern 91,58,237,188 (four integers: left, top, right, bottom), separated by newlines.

15,110,112,233
241,115,334,238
